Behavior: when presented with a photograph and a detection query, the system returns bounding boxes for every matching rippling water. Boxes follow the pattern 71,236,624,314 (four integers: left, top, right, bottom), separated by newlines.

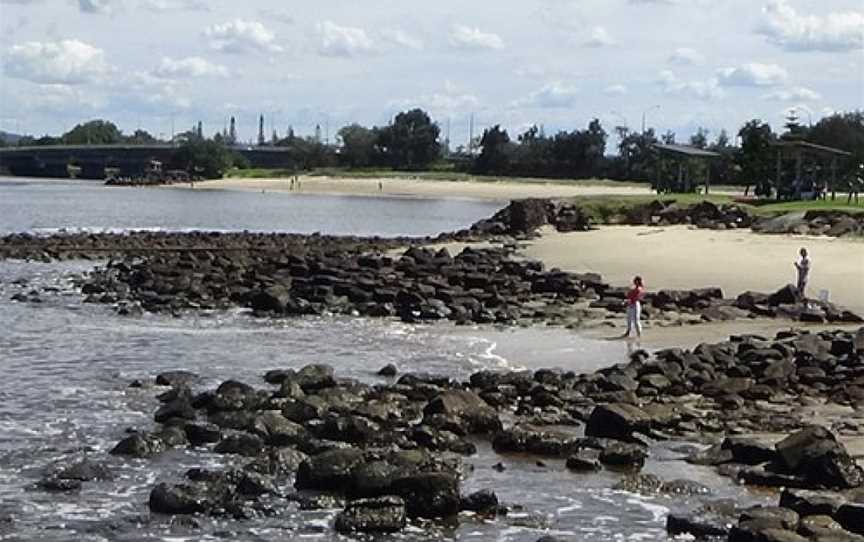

0,179,763,541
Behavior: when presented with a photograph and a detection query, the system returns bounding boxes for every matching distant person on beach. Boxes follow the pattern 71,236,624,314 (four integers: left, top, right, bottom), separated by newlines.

378,181,383,192
795,248,810,299
624,276,645,338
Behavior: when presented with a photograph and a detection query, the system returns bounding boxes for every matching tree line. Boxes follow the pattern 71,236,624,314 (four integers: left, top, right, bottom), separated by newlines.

3,109,861,185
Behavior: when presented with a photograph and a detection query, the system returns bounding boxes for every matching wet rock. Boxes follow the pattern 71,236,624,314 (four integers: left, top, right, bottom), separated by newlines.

460,489,499,513
585,403,651,443
149,482,211,515
423,389,502,434
334,496,406,534
155,371,198,387
110,432,167,457
492,424,581,457
775,426,864,489
667,513,732,538
154,397,196,423
837,503,864,534
598,441,647,469
739,506,800,531
391,472,461,519
37,478,82,492
53,459,113,481
293,364,337,391
565,453,602,473
779,488,845,517
250,411,306,446
295,448,365,491
184,422,222,445
377,364,398,377
723,437,777,465
213,432,265,457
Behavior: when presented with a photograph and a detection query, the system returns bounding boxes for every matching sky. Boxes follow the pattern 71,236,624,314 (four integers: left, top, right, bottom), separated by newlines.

0,0,862,149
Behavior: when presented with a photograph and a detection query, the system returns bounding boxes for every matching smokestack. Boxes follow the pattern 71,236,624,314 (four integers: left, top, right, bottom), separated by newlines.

258,115,265,146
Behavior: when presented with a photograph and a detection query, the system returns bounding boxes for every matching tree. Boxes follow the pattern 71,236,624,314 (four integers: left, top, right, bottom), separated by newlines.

126,129,157,144
737,119,775,194
338,124,377,168
661,130,676,144
63,120,123,145
618,128,658,181
377,109,441,170
474,125,513,174
807,110,864,174
170,139,237,179
689,128,710,149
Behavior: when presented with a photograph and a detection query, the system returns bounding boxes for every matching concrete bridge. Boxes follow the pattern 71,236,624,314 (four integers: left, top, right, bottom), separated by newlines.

0,144,297,179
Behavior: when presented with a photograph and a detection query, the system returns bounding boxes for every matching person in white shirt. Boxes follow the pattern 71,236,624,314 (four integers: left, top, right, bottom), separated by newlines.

794,248,810,300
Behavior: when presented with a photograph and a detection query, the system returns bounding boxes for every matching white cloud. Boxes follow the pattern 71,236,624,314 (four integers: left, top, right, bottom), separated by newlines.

604,84,628,96
585,26,615,47
390,82,478,112
78,0,117,14
381,28,423,50
154,56,229,78
659,70,723,100
139,0,207,12
257,8,294,25
449,25,504,51
204,19,282,54
4,39,111,84
763,86,821,101
317,20,375,57
759,0,864,52
717,62,788,87
513,82,580,108
668,47,704,65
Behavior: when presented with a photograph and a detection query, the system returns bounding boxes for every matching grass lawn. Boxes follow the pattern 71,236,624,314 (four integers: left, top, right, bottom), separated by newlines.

750,198,864,215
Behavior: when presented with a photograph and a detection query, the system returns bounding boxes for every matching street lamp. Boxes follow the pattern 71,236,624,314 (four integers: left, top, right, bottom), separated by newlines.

641,105,660,134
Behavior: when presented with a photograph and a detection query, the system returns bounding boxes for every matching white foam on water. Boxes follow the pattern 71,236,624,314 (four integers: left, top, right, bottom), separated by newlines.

626,496,670,523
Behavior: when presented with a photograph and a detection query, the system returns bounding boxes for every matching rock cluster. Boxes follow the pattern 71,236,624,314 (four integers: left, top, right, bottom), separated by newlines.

472,198,864,239
65,236,857,327
753,210,864,238
98,326,864,536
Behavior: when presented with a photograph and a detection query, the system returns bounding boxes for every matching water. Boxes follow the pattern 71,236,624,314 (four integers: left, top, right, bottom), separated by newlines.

0,179,763,541
0,178,502,237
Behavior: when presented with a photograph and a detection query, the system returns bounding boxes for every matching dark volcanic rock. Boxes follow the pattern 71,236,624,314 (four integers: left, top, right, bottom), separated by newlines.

295,448,365,491
423,389,502,434
774,426,864,489
335,496,406,534
585,403,651,443
391,472,461,519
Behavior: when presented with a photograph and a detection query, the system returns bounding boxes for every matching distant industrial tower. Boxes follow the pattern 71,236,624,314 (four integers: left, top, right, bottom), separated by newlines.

257,115,265,146
315,124,322,143
228,117,237,144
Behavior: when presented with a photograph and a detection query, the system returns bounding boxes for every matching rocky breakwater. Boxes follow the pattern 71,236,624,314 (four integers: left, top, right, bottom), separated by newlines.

472,198,864,238
70,235,861,326
752,209,864,238
670,426,864,540
69,327,861,538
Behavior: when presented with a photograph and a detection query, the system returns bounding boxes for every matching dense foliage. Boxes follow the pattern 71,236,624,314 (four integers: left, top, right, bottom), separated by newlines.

7,110,863,186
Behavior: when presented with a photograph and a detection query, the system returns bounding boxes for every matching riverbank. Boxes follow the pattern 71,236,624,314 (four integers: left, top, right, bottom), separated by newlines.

197,175,661,201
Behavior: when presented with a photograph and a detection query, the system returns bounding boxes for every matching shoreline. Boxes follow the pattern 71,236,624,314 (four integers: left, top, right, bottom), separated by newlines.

189,175,664,202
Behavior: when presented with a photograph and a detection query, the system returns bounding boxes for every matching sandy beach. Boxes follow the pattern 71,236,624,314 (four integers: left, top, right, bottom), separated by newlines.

520,225,864,316
195,175,659,201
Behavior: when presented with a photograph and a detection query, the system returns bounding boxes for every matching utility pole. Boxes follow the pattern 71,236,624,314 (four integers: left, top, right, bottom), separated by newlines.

258,114,265,146
641,105,660,134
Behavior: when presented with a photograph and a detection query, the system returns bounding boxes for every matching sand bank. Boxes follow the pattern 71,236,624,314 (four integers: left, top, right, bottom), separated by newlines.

195,175,658,201
520,225,864,316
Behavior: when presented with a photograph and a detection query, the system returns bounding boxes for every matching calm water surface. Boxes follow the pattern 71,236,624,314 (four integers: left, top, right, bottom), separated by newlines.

0,179,762,541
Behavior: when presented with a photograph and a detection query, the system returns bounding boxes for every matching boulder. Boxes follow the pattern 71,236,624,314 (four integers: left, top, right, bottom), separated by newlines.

775,426,864,489
295,448,365,491
334,496,406,534
598,441,647,469
460,489,499,513
423,389,502,434
391,472,461,518
585,403,651,443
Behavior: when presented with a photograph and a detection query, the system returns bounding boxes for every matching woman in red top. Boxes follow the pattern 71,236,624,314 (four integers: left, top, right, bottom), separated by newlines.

625,276,645,338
